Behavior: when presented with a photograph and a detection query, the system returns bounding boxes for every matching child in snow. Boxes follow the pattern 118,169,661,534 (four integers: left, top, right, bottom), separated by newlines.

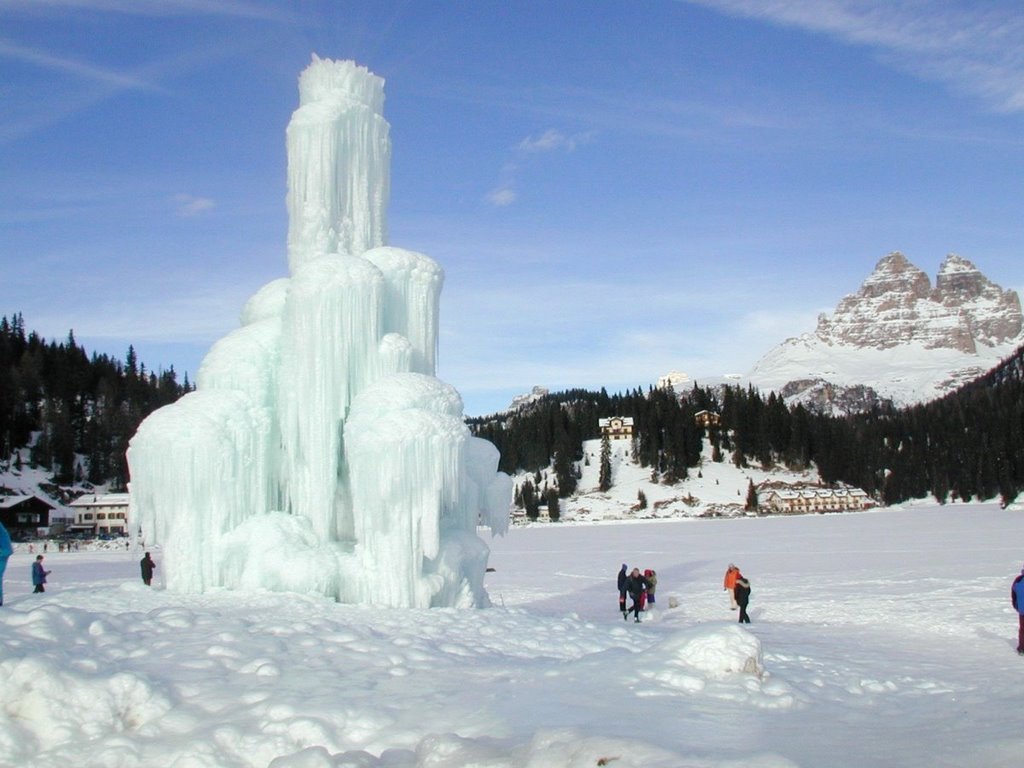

644,569,657,607
32,555,51,594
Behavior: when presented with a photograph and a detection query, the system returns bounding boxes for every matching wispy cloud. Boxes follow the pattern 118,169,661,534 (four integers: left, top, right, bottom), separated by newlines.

172,193,216,217
0,38,161,91
0,0,294,144
485,129,593,207
682,0,1024,113
517,128,590,154
485,187,517,207
0,0,296,22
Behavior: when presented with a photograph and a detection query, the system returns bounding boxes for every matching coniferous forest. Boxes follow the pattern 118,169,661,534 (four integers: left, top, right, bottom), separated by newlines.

469,342,1024,507
0,313,193,490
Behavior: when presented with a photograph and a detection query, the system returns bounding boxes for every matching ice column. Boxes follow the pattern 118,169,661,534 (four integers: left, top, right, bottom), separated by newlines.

287,56,390,272
127,56,510,609
276,254,383,541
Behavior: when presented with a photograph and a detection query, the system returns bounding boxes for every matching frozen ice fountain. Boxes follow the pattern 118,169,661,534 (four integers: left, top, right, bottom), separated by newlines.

127,57,512,608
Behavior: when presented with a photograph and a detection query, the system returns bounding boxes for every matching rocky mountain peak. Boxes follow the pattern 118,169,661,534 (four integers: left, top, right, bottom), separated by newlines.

857,251,931,300
814,252,1021,353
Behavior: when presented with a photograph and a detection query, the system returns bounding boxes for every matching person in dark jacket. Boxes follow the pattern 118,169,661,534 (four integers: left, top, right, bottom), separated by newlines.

1012,566,1024,655
625,567,650,623
734,574,751,624
617,563,628,618
31,555,50,593
140,552,157,586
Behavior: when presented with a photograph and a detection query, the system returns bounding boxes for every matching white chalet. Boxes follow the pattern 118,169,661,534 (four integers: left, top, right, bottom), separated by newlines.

598,417,634,440
68,493,130,536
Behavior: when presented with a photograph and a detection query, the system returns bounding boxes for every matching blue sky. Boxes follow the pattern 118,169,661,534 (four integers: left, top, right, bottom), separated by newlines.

2,0,1023,416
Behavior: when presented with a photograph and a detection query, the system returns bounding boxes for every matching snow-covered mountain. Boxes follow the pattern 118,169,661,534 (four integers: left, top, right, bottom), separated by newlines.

747,252,1024,410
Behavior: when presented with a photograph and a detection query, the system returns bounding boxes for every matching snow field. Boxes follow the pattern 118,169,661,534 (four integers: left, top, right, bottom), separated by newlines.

1,505,1023,766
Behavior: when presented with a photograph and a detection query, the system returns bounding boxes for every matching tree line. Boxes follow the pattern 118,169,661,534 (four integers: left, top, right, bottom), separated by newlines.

0,313,193,489
470,342,1024,508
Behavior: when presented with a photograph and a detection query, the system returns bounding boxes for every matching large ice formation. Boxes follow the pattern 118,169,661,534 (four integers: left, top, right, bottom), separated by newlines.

128,57,511,608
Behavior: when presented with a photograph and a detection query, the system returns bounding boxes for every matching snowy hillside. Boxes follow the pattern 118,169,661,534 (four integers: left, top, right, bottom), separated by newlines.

519,437,822,523
747,252,1024,409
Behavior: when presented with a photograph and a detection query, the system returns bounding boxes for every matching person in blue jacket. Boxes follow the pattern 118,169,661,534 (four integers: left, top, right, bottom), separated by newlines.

1012,565,1024,655
32,554,50,593
0,521,12,606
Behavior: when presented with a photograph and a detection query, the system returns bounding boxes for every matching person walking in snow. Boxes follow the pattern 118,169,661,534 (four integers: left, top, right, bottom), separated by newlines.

0,521,12,606
32,555,50,594
724,563,740,609
734,573,751,624
617,563,628,618
140,552,156,586
1012,565,1024,655
625,567,650,623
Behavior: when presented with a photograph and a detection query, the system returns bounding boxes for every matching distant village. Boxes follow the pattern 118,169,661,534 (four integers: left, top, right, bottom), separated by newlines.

0,490,129,542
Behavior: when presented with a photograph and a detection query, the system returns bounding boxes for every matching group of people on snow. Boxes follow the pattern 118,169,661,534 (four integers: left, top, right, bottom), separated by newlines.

617,564,657,622
610,560,1024,652
617,561,753,625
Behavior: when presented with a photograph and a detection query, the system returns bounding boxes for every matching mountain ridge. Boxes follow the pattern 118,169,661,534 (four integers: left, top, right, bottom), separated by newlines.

746,252,1023,410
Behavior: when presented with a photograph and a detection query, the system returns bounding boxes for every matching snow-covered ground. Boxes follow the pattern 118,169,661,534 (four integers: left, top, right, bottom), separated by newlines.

2,503,1023,767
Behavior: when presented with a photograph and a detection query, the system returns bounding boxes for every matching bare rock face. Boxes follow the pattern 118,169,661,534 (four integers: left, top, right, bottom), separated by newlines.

815,252,1021,354
932,254,1022,347
776,379,886,415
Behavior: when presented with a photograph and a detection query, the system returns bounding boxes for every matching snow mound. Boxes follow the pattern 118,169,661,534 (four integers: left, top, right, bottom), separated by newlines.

638,624,797,709
0,656,171,756
658,623,764,678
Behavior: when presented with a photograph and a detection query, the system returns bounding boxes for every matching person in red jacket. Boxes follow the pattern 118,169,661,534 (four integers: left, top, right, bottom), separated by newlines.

724,563,740,610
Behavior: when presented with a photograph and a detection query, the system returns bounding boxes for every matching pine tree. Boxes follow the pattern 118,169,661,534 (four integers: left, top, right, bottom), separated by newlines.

744,479,758,512
552,447,577,497
598,434,612,492
521,480,539,520
546,488,560,521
